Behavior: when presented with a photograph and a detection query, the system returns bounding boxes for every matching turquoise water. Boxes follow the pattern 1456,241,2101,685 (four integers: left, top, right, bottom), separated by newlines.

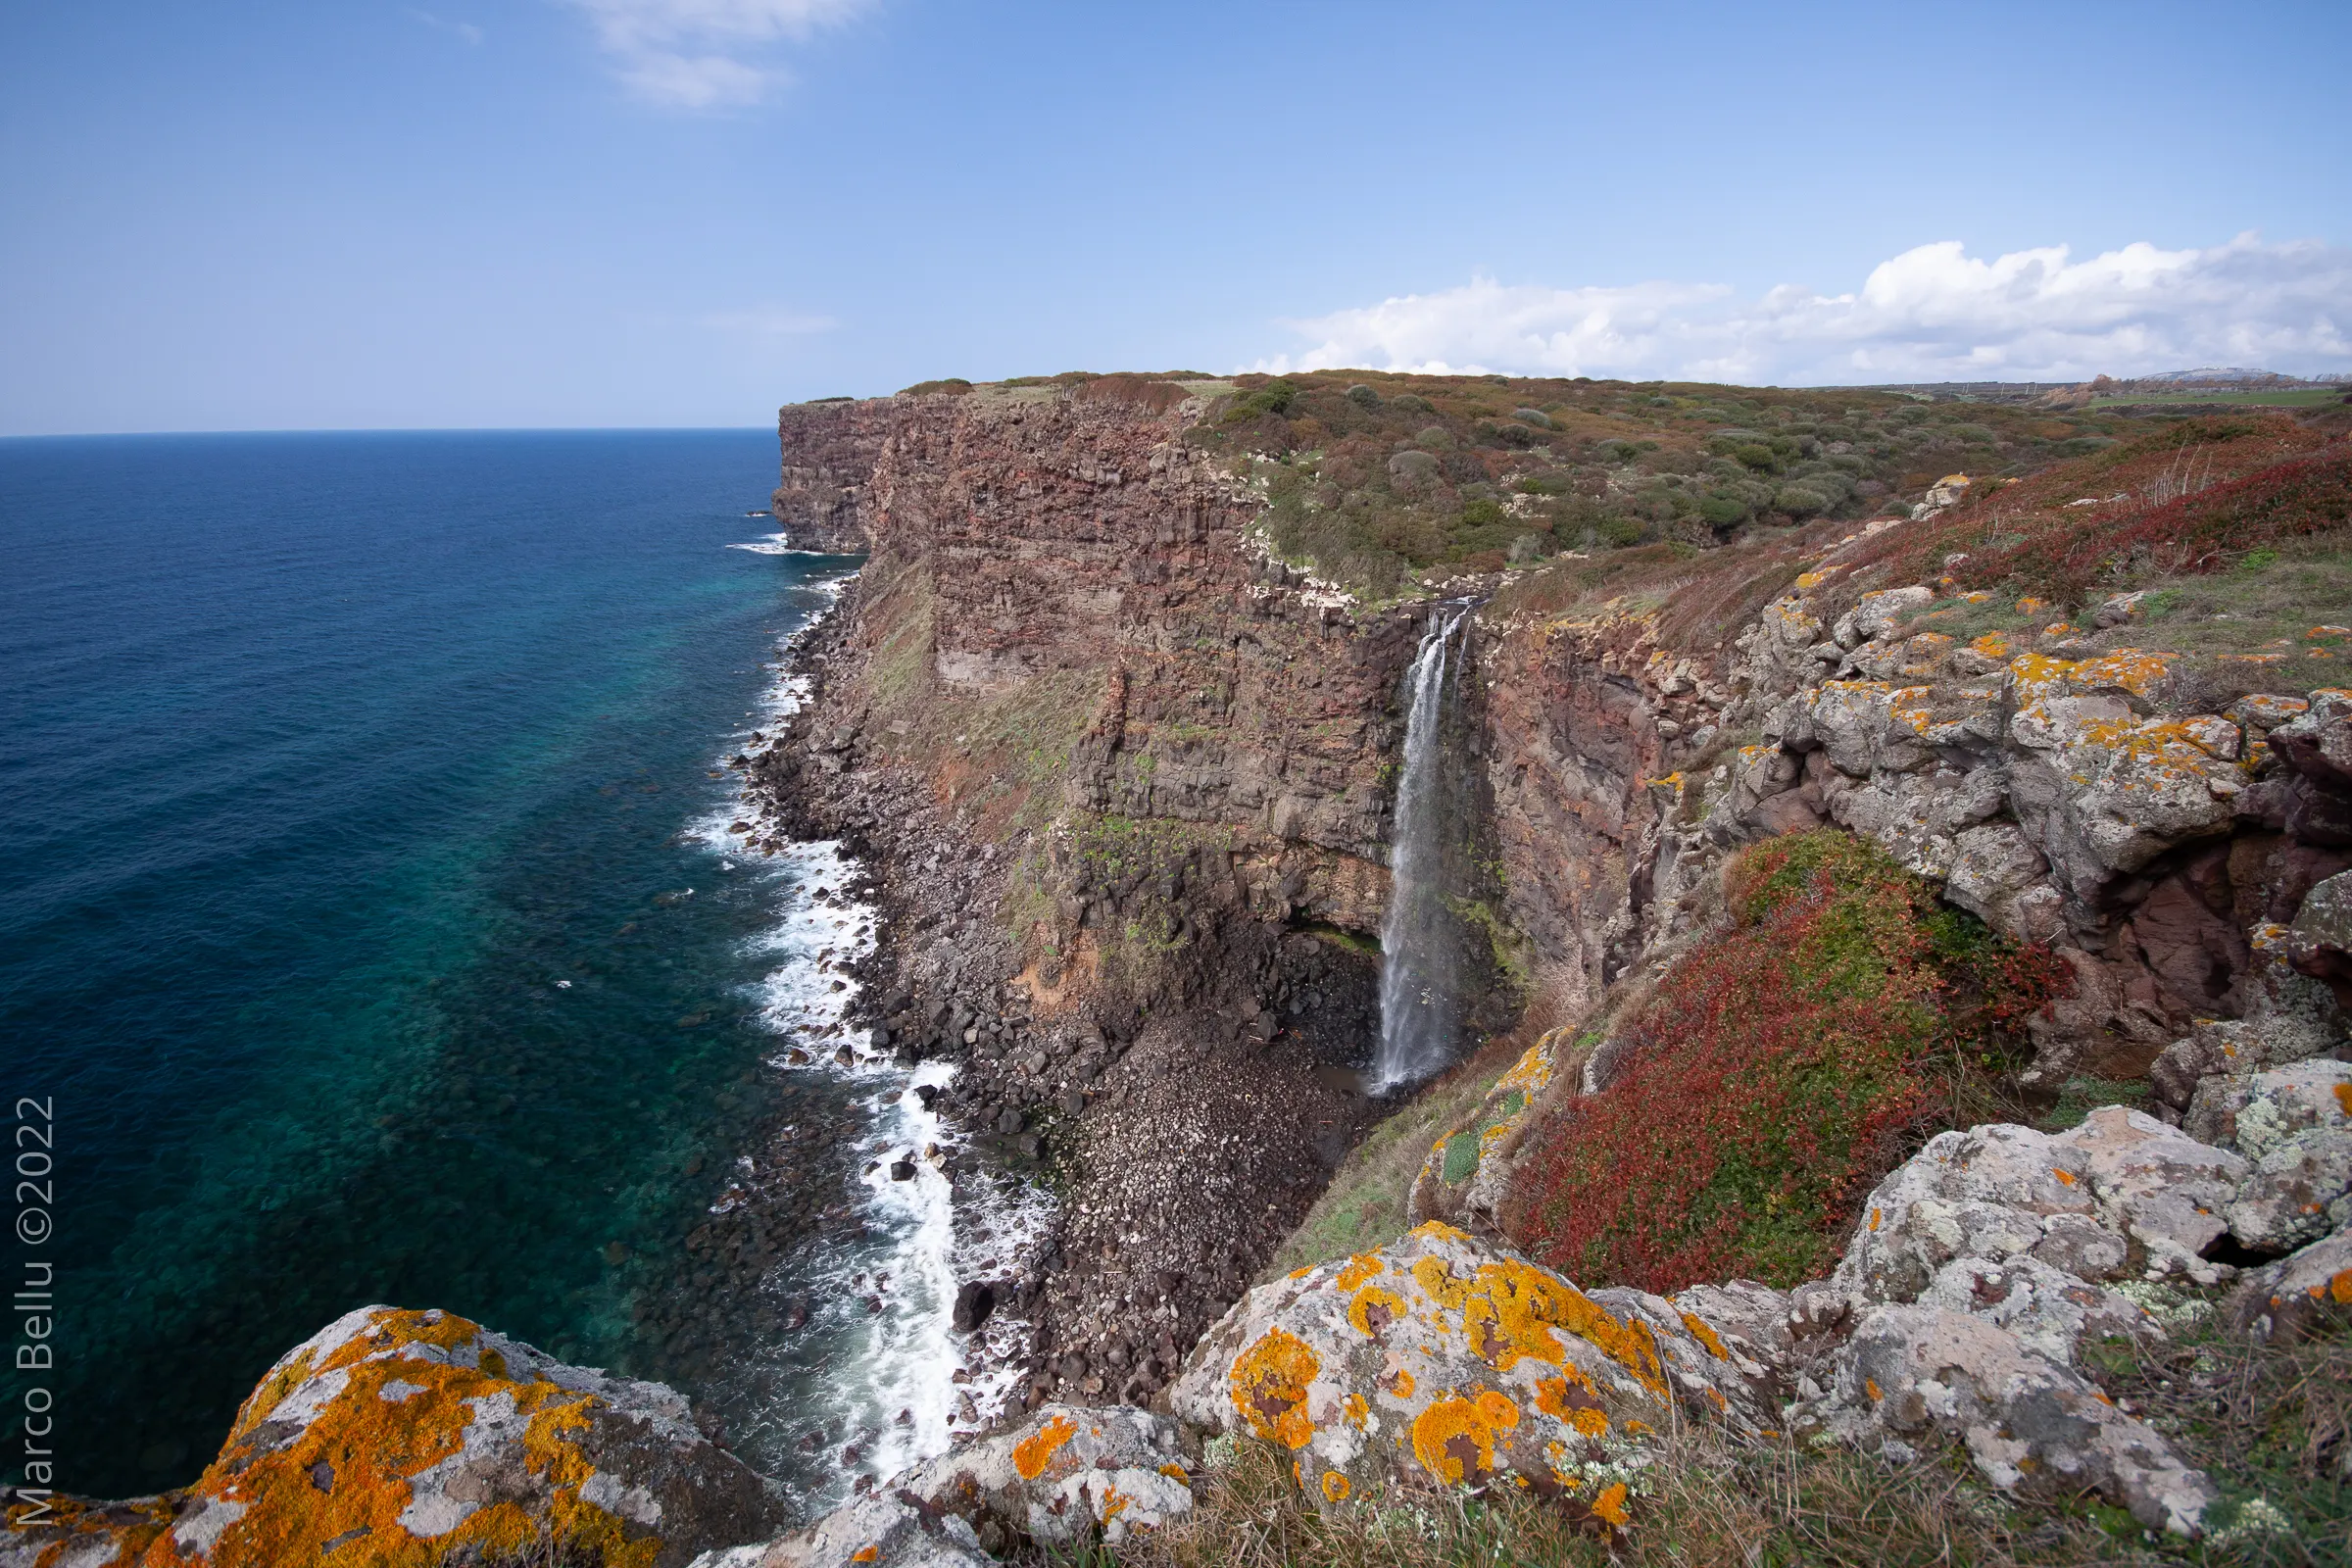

0,431,894,1498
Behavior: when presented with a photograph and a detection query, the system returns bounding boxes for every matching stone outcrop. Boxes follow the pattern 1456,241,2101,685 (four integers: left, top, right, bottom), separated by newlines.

695,1405,1192,1568
1169,1222,1779,1530
2,1306,791,1568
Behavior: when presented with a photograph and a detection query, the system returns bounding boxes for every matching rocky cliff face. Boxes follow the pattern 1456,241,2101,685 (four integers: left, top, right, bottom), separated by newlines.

747,383,1465,1421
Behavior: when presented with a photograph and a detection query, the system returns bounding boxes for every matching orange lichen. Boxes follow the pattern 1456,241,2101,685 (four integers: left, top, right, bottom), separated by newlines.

1591,1482,1632,1529
1343,1393,1370,1429
1385,1368,1416,1400
1321,1470,1351,1502
2333,1084,2352,1118
1569,1406,1609,1438
1100,1486,1131,1527
2329,1270,2352,1305
2071,648,2176,702
1865,1378,1883,1402
1409,1392,1520,1487
1158,1462,1190,1485
1334,1253,1385,1292
90,1307,667,1568
1348,1286,1407,1339
1012,1413,1079,1480
2053,1167,2078,1186
1229,1329,1321,1449
1678,1313,1730,1361
851,1547,880,1563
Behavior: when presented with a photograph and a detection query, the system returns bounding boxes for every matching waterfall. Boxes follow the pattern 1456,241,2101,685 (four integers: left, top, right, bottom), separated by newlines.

1370,609,1468,1092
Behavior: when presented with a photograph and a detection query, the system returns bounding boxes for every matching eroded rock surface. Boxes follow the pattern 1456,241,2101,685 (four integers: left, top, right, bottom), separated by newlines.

2,1306,789,1568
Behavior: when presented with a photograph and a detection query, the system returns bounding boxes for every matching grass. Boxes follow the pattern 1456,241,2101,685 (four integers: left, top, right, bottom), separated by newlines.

1079,1314,2351,1568
1262,1033,1526,1278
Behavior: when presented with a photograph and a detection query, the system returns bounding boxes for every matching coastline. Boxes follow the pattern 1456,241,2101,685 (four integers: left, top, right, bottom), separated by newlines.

741,562,1390,1427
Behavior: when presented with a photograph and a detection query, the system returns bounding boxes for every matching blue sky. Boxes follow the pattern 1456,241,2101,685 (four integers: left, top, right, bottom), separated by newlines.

3,1,2348,433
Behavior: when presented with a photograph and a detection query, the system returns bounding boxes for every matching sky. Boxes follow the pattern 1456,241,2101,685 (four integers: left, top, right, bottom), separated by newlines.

3,1,2348,434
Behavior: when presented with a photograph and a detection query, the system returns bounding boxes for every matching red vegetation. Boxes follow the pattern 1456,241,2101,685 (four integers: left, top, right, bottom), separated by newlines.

1846,416,2350,607
1513,832,2068,1296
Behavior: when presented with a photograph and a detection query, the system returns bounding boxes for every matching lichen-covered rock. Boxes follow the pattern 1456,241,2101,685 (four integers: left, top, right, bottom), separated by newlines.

688,1492,988,1568
696,1406,1189,1568
2149,940,2345,1111
900,1404,1191,1548
2225,1124,2352,1253
2,1305,790,1568
1803,1305,2215,1536
2289,867,2352,988
1410,1027,1570,1228
2224,1221,2352,1343
2184,1057,2352,1154
1915,1255,2160,1367
2048,1107,2248,1285
1169,1224,1766,1530
1831,1122,2123,1307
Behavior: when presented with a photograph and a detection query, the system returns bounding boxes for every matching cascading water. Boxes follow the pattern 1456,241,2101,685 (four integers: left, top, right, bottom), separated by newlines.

1370,609,1469,1092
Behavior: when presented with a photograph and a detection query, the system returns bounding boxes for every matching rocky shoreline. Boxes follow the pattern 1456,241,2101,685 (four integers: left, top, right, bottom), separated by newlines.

736,569,1390,1422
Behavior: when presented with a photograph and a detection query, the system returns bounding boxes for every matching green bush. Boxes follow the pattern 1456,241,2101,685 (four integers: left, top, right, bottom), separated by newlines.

1511,408,1554,429
1414,425,1455,451
1699,494,1749,527
1774,485,1833,517
1344,383,1380,407
1390,393,1434,415
1734,443,1780,472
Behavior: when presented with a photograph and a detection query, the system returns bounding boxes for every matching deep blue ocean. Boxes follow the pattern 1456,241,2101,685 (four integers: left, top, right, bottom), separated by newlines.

0,431,1025,1509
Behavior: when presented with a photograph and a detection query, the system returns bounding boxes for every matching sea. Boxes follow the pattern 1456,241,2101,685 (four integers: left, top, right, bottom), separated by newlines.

0,429,1042,1512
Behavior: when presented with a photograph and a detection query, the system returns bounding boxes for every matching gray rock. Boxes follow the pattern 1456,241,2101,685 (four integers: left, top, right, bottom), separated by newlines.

1805,1305,2215,1536
1916,1254,2161,1367
2184,1057,2352,1154
2226,1125,2352,1254
2049,1106,2249,1285
2223,1220,2352,1343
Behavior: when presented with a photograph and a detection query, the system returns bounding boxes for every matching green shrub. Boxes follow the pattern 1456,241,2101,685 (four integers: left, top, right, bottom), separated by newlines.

1390,393,1434,415
1774,485,1833,517
1734,443,1780,472
1414,425,1455,451
898,377,972,396
1345,383,1381,407
1699,494,1749,527
1511,407,1554,429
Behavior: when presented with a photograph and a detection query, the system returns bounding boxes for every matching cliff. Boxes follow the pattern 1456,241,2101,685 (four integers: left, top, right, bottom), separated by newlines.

14,372,2351,1566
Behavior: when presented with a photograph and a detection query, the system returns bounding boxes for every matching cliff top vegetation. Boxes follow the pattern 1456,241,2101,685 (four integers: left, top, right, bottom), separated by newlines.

1180,368,2130,599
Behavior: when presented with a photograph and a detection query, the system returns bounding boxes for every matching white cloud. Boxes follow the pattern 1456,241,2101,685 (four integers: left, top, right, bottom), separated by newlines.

563,0,873,108
699,306,837,335
1257,234,2352,384
408,9,484,44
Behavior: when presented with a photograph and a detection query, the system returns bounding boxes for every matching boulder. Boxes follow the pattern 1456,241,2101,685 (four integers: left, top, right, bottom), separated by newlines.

2288,867,2352,991
2225,1124,2352,1254
0,1305,791,1568
1914,1254,2160,1367
899,1404,1191,1549
1831,1122,2123,1308
2183,1057,2352,1154
1804,1305,2215,1536
690,1492,989,1568
1169,1224,1769,1530
2224,1220,2352,1343
2048,1107,2248,1285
